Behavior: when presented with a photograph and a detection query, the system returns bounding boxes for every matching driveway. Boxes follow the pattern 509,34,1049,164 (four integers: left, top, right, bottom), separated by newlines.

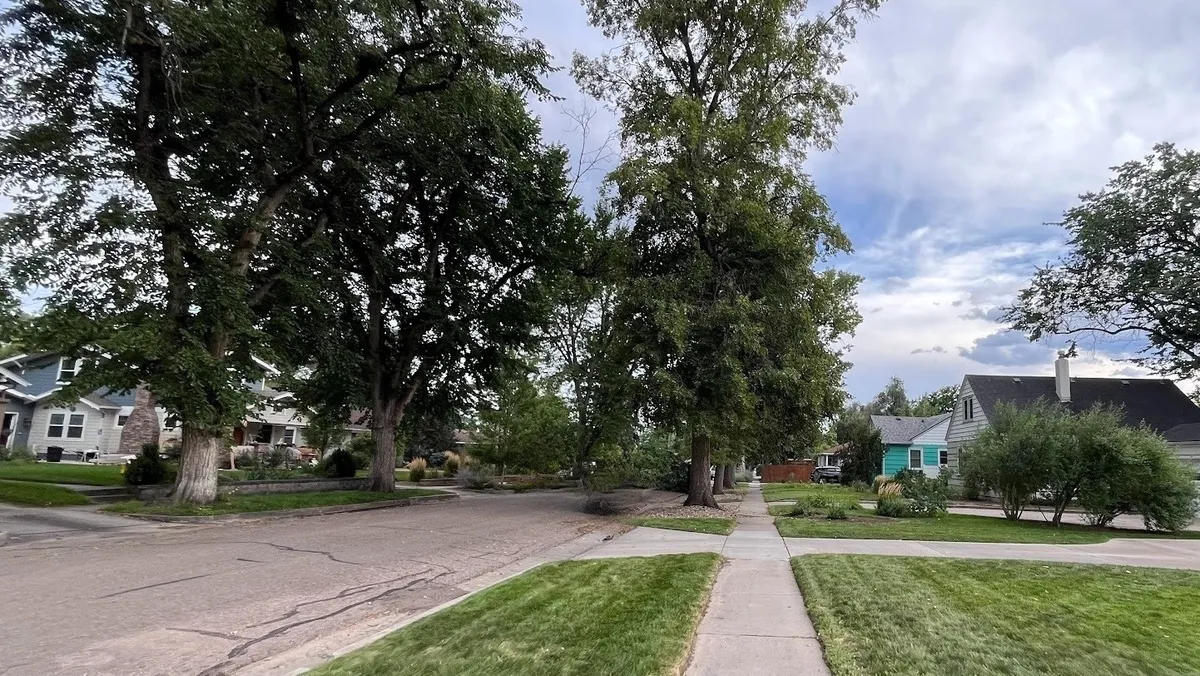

0,490,622,676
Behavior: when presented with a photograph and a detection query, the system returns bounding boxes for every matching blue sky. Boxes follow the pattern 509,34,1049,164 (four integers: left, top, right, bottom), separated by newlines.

518,0,1200,402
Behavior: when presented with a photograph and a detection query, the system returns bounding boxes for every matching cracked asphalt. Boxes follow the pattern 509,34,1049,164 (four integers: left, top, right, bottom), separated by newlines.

0,489,623,676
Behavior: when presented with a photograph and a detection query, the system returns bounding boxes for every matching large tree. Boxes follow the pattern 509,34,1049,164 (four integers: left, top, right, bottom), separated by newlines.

280,70,582,491
575,0,875,507
0,0,531,502
1006,143,1200,378
910,384,959,417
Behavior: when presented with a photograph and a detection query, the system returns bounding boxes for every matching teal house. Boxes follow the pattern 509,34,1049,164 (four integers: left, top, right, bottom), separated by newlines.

870,414,951,478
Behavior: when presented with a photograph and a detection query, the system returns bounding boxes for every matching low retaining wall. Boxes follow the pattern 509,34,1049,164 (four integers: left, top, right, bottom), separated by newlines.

138,477,370,501
762,463,815,483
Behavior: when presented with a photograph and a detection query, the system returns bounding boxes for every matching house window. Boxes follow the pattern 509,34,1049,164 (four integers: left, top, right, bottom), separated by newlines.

115,414,130,429
962,396,975,421
253,425,273,444
282,427,296,445
48,412,86,439
909,448,922,469
939,450,948,466
56,357,83,383
163,416,179,431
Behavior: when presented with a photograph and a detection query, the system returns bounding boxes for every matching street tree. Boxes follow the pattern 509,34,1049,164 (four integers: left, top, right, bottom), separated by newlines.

575,0,877,506
1006,143,1200,379
0,0,533,503
910,384,959,417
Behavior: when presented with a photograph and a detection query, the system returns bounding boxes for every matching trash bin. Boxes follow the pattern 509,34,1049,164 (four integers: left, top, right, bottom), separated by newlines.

46,446,63,463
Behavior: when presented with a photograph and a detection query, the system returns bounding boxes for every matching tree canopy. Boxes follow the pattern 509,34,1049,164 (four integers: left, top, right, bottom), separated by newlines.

1006,142,1200,379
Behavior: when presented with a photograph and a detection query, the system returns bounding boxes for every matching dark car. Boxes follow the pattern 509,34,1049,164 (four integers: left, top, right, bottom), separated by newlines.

811,465,841,484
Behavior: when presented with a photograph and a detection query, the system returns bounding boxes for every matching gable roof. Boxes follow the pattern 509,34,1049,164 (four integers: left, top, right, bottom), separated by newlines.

1164,423,1200,443
870,413,951,445
964,375,1200,438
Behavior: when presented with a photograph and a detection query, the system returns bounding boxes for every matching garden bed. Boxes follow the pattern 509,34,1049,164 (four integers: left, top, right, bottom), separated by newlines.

306,554,721,676
793,555,1200,675
775,512,1200,544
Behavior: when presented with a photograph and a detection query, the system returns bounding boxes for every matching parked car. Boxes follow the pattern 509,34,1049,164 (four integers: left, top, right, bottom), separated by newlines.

811,465,841,484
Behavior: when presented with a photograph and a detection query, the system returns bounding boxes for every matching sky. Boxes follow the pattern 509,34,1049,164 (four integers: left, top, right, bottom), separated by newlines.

517,0,1200,403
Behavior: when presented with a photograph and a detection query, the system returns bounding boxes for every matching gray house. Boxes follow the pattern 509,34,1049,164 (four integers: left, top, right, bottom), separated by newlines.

945,357,1200,473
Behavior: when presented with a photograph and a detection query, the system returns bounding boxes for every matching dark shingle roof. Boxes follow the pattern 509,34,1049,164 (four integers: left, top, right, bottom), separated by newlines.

1163,423,1200,443
965,375,1200,436
870,413,951,445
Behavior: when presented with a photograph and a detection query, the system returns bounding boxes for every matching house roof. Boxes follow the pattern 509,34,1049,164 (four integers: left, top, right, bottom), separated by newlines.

870,413,951,445
964,375,1200,437
1163,423,1200,443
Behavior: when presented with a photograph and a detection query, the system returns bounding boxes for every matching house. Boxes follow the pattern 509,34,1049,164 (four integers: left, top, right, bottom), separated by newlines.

871,413,951,478
945,356,1200,473
0,351,349,458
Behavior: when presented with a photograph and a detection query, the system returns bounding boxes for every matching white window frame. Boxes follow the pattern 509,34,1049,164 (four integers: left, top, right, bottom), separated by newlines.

282,427,296,446
2,412,18,448
56,357,83,383
962,396,974,421
115,414,130,429
909,447,922,469
47,411,87,439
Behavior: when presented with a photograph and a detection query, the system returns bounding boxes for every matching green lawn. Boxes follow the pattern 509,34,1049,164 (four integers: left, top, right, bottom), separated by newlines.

0,480,90,507
308,554,721,676
775,512,1200,544
793,555,1200,676
625,516,736,535
761,482,869,505
105,488,447,516
0,461,125,486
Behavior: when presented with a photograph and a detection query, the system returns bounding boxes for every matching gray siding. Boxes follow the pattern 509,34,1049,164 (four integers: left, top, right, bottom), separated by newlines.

27,403,116,454
1174,442,1200,473
944,377,990,472
1,400,34,449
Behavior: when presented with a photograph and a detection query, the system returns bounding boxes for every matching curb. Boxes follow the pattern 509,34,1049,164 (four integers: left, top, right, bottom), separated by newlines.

111,493,458,523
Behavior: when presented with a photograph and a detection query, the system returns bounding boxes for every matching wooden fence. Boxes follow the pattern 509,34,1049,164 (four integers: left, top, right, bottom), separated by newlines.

761,461,815,483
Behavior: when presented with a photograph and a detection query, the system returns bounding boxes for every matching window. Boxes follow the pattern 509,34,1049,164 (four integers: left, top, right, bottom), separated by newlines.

47,412,85,439
939,450,948,466
163,416,179,431
253,425,273,444
56,357,83,383
962,396,975,421
282,427,296,445
115,414,130,429
909,448,922,469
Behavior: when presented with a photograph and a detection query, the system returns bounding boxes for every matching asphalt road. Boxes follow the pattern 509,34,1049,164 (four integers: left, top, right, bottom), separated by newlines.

0,490,621,676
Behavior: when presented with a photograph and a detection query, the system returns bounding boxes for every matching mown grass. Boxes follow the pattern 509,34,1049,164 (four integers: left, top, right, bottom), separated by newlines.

625,516,736,535
0,479,90,507
0,461,125,486
104,488,447,516
308,554,721,676
775,512,1200,544
761,482,869,505
793,555,1200,676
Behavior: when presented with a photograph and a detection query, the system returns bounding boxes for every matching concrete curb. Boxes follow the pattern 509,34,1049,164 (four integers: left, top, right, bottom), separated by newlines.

111,492,458,523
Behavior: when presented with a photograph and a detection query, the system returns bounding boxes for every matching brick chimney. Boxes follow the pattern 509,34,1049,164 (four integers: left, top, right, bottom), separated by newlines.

118,384,161,454
1054,354,1071,403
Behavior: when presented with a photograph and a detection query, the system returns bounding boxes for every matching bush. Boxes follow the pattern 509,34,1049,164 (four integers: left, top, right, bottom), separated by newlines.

1079,427,1199,531
850,480,870,493
826,502,849,520
443,452,461,477
875,496,910,518
877,481,902,498
657,457,691,493
457,466,494,490
899,473,948,517
0,445,35,462
891,468,923,490
345,434,375,471
408,457,428,483
960,466,983,500
243,466,296,480
789,497,817,517
124,445,174,486
960,403,1055,520
872,474,890,493
319,449,357,478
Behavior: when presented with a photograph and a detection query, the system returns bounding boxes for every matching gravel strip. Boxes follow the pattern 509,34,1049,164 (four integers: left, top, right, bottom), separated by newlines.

635,502,740,519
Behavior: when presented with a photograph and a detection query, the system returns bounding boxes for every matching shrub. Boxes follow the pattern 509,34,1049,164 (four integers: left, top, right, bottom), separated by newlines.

789,497,817,517
875,496,910,518
345,434,375,471
582,494,621,515
899,473,948,517
320,449,357,478
826,502,848,520
850,480,870,493
872,474,890,493
408,457,428,483
0,445,35,462
960,403,1055,520
877,481,902,498
457,466,494,490
1079,427,1199,531
124,445,174,486
244,466,295,480
960,465,983,500
443,452,461,477
657,457,691,493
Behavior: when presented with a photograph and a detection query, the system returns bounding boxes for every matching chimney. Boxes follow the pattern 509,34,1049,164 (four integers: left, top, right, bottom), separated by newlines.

1054,354,1071,402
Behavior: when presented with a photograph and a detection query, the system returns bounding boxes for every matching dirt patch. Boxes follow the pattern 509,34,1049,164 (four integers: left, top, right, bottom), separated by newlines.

635,502,740,519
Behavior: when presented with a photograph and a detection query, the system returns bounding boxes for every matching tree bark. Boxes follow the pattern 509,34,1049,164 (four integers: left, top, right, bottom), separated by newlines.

368,399,399,492
723,462,735,489
712,463,726,495
172,424,222,504
685,433,718,507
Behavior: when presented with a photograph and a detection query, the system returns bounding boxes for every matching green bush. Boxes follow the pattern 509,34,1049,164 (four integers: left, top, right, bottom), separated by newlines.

896,472,948,517
320,449,357,478
960,403,1055,520
345,434,375,471
457,466,494,490
875,496,910,518
657,457,691,493
243,466,296,480
0,445,35,462
826,502,849,520
789,497,817,517
124,445,175,486
850,480,870,493
1079,427,1199,531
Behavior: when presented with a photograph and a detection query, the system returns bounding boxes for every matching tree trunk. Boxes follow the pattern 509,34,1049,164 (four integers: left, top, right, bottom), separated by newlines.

685,433,718,507
172,424,222,504
368,402,398,492
712,463,726,495
723,462,735,489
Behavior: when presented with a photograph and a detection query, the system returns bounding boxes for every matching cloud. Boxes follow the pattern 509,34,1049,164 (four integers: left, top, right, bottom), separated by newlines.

958,307,1006,322
912,346,947,355
959,329,1055,367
